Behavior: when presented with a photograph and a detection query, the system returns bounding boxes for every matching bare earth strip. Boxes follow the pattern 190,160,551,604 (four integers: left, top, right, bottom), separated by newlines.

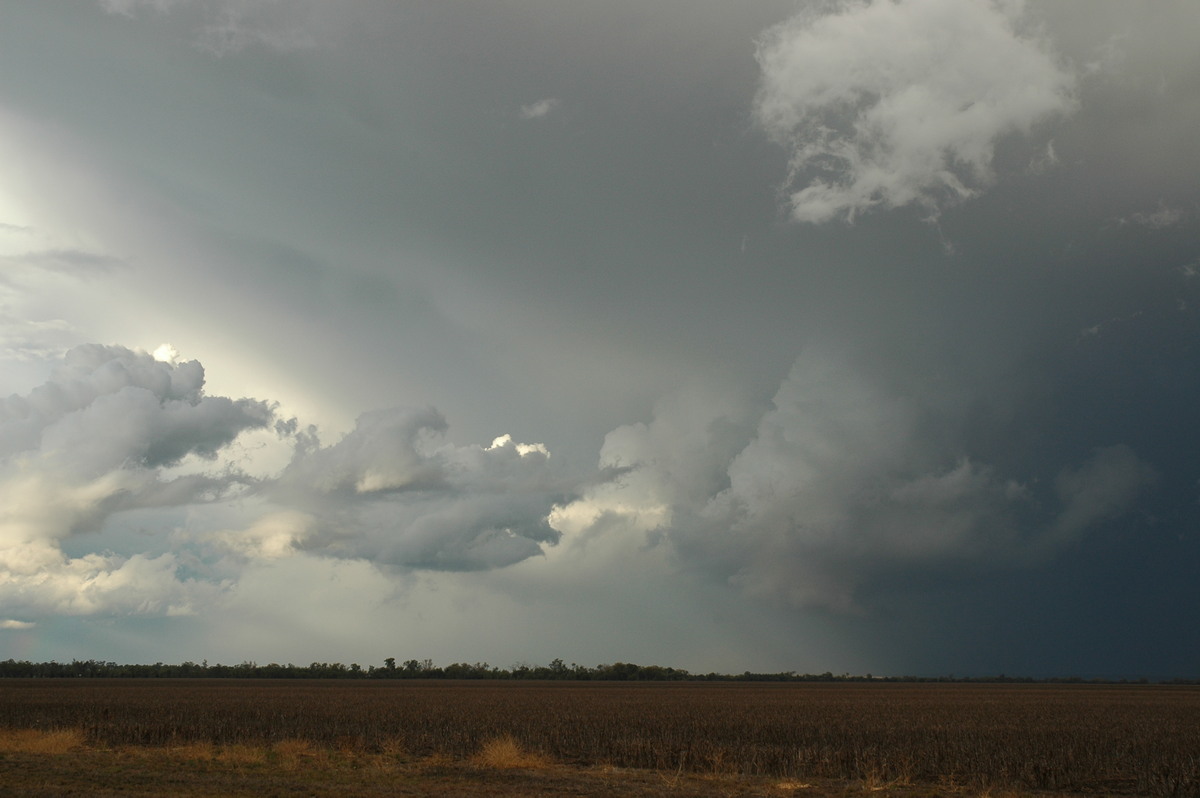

0,746,1120,798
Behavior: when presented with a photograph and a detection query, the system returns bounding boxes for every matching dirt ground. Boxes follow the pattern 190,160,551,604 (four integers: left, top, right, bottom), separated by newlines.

0,748,1129,798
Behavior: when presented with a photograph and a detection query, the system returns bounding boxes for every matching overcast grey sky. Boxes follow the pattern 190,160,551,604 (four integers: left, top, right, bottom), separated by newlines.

1,0,1198,677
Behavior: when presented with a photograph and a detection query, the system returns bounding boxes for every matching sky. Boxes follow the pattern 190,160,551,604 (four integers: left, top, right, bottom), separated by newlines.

1,0,1198,678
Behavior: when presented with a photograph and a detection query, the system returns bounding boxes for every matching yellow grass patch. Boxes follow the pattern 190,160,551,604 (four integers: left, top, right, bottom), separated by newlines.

471,735,552,769
272,738,321,768
0,727,85,754
168,741,216,761
215,743,267,766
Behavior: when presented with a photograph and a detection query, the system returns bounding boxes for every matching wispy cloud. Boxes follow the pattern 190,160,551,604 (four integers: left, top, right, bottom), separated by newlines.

99,0,187,15
1027,139,1060,175
197,2,322,56
519,98,561,120
1119,202,1189,230
754,0,1076,223
98,0,326,54
0,619,35,630
2,249,124,278
0,316,81,362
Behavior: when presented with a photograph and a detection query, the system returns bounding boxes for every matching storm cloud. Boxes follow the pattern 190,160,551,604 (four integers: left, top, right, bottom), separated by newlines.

1,1,1197,676
566,349,1156,612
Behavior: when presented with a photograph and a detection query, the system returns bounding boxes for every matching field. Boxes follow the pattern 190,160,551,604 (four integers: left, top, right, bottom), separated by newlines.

1,680,1197,797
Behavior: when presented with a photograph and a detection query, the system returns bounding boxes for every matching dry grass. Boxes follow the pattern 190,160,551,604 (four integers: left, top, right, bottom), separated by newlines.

862,763,913,792
377,735,407,757
214,742,267,766
272,737,321,768
168,741,216,761
0,727,85,754
471,734,552,769
0,727,1133,797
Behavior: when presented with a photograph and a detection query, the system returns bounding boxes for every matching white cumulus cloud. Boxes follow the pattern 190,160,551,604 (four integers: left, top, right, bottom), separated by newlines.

264,408,568,571
754,0,1076,223
0,345,272,616
1,344,584,621
0,343,588,623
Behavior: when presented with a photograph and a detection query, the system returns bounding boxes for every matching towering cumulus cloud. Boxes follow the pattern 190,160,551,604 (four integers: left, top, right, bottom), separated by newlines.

754,0,1076,223
0,345,272,614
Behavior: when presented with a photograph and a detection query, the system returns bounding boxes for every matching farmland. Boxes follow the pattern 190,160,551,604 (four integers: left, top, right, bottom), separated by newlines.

1,680,1197,796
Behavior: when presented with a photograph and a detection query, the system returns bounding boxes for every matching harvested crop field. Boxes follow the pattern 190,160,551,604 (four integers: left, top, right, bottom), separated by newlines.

1,680,1197,796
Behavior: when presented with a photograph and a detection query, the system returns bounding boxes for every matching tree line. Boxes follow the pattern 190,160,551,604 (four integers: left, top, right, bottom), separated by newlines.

0,658,691,680
0,657,1186,683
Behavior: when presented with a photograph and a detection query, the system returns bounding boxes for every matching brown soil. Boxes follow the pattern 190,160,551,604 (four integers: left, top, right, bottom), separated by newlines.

0,746,1124,798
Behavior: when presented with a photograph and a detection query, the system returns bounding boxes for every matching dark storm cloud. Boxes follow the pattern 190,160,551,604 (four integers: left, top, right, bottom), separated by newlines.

576,348,1157,613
